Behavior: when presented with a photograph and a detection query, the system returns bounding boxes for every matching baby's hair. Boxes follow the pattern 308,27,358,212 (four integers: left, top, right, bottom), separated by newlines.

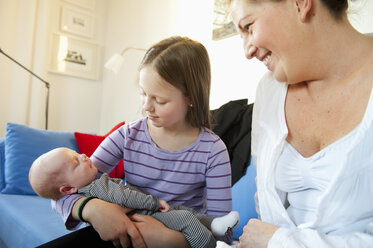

139,36,211,128
29,154,64,200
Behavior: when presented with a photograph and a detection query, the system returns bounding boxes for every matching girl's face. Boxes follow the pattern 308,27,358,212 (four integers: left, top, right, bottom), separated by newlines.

230,0,306,83
139,66,190,130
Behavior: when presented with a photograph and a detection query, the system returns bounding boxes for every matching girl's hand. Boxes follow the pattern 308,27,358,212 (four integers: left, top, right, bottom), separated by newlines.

235,219,278,248
131,214,190,248
79,198,146,248
158,200,170,212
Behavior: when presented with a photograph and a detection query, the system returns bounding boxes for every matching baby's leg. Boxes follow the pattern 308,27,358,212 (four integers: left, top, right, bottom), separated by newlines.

171,205,214,228
151,210,216,248
170,206,239,244
210,211,240,236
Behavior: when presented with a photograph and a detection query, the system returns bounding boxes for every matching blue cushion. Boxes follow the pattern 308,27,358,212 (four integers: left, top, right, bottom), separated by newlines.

0,138,5,190
232,158,258,240
1,123,78,195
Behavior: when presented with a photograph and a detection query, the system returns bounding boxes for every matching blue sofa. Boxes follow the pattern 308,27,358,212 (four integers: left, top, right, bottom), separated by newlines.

0,123,82,247
0,123,257,247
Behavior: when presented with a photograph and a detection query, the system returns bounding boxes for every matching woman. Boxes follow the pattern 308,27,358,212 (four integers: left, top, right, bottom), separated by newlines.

229,0,373,247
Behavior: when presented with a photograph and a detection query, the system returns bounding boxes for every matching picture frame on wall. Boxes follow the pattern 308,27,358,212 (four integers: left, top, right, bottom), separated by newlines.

60,5,95,38
212,0,237,40
62,0,96,11
49,33,101,80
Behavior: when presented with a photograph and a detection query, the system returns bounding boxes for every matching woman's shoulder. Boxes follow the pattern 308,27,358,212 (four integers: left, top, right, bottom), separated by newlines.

256,72,284,97
254,72,287,112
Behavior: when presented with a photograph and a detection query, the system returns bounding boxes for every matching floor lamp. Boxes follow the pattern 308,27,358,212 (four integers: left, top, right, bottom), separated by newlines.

0,48,50,130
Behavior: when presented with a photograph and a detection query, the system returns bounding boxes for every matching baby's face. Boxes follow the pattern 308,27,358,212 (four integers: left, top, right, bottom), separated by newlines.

55,148,98,189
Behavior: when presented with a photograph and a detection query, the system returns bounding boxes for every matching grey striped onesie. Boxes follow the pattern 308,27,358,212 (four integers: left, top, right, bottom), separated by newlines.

78,173,217,248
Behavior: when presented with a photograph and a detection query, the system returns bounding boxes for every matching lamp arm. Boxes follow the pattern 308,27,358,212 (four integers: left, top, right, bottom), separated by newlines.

0,48,50,88
0,47,50,130
119,46,147,56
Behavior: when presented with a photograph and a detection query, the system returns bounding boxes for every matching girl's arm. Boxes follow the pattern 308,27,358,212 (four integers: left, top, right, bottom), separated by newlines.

52,194,84,229
205,138,232,217
74,197,146,247
76,198,188,248
131,214,190,248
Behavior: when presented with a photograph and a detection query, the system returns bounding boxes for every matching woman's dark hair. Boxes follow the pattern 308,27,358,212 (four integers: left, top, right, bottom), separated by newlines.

227,0,349,19
139,36,211,128
320,0,348,19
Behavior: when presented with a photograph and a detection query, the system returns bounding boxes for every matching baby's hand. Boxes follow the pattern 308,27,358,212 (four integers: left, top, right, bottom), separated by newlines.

158,200,170,212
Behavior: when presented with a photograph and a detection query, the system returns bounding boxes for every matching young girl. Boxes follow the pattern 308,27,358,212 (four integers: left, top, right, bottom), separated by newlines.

50,36,232,247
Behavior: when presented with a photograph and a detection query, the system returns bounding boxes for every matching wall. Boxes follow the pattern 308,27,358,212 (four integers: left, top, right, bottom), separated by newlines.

0,0,38,135
349,0,373,33
45,0,108,134
1,0,373,137
0,0,106,136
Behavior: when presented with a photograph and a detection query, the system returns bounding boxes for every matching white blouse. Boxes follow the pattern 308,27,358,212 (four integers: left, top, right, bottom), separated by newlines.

251,72,373,248
275,125,358,225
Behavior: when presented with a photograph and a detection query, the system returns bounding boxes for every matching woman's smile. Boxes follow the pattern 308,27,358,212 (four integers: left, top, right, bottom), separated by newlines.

262,52,272,70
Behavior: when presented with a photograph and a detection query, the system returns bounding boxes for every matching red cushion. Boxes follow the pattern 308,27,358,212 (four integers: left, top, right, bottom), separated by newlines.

74,122,125,178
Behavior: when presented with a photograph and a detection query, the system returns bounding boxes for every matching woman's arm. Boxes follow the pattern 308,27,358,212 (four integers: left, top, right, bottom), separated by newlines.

236,218,373,248
235,219,278,248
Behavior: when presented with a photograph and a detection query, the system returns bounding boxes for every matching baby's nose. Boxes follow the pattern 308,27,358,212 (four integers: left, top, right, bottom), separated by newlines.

80,154,88,161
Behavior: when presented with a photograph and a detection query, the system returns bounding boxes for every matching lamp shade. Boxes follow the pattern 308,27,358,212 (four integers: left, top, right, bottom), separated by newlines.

104,47,147,74
104,53,125,74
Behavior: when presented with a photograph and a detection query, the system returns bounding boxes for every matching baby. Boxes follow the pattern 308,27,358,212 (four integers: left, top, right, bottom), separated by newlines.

29,147,239,248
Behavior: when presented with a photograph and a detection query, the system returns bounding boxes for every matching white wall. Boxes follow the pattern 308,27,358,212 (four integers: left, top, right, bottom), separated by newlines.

0,0,106,136
1,0,373,137
349,0,373,33
0,0,38,135
45,0,108,134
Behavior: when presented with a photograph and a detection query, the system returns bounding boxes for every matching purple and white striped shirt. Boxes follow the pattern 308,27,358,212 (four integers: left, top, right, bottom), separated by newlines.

53,117,232,229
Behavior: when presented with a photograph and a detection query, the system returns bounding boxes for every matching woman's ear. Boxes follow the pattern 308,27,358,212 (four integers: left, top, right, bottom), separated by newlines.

59,185,78,195
295,0,313,22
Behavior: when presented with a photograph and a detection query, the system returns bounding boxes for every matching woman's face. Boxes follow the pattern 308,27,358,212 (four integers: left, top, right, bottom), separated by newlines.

230,0,306,83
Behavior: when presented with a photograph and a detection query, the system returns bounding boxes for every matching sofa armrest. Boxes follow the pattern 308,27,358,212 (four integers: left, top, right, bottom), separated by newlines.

0,138,5,191
232,158,258,240
0,194,77,247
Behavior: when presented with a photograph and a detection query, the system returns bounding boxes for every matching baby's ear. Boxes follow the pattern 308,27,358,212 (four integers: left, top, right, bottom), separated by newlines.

59,185,78,195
